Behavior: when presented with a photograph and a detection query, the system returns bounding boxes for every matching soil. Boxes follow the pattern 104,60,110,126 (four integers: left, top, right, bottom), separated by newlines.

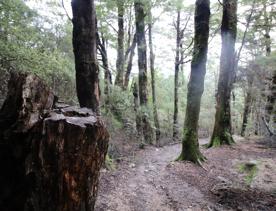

95,136,276,211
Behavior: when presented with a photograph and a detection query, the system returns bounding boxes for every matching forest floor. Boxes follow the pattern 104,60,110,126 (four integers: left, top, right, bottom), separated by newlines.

95,136,276,211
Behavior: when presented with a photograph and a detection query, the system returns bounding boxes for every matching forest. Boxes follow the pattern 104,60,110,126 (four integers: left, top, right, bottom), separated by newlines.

0,0,275,210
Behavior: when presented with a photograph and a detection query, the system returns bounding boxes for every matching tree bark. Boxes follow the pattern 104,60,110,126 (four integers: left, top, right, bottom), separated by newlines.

0,73,109,211
177,0,210,164
148,11,161,144
72,0,100,113
134,1,153,144
114,0,125,88
264,71,276,127
124,33,137,89
241,76,254,137
263,2,274,124
132,81,143,139
209,0,237,147
173,10,181,141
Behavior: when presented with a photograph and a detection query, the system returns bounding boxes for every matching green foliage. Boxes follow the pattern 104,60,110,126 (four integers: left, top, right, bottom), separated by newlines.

105,153,116,171
238,162,258,185
108,86,135,122
0,0,76,103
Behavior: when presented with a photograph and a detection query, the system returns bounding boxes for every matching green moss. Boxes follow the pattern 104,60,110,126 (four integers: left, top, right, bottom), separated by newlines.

176,128,206,165
105,154,116,171
238,162,258,185
111,114,123,130
212,137,221,147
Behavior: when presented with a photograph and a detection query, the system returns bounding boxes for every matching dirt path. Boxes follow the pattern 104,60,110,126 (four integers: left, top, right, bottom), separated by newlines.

95,137,276,211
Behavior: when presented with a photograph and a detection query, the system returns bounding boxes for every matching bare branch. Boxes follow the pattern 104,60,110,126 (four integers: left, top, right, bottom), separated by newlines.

61,0,72,22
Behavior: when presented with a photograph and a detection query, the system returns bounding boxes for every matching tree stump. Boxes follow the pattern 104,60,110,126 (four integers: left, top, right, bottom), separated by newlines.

0,72,109,211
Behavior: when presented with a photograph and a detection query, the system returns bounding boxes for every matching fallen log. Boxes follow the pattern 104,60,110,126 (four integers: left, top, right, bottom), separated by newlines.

0,72,109,211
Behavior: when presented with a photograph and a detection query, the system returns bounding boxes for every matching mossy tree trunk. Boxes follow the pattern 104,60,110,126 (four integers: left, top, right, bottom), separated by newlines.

115,0,125,88
134,1,153,144
72,0,100,113
177,0,210,164
209,0,237,147
148,11,161,144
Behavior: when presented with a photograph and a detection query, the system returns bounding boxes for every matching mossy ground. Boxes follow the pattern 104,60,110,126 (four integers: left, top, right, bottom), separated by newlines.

238,162,258,185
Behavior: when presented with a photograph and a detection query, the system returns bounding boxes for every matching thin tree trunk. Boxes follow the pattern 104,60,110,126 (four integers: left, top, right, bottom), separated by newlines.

209,0,237,147
132,81,143,139
115,0,125,88
72,0,100,113
241,76,254,137
177,0,210,164
265,71,276,125
124,33,137,89
263,2,274,124
134,1,153,144
97,33,112,109
173,10,181,140
148,11,161,144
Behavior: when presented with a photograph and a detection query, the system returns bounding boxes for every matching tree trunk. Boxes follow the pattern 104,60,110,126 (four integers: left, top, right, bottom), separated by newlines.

72,0,100,113
132,81,143,140
177,0,210,164
114,0,125,88
241,76,254,137
124,33,137,89
209,0,237,147
264,71,276,130
134,1,153,144
0,73,109,211
173,10,181,141
148,12,161,144
97,33,112,110
263,2,274,124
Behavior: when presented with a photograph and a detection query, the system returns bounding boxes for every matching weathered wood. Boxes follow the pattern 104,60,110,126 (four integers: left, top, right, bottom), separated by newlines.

25,106,109,211
0,72,55,211
0,73,109,211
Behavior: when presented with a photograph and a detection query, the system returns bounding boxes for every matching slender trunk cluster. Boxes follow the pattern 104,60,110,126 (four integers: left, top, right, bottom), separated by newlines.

209,0,237,147
177,0,210,164
72,0,100,113
97,33,112,109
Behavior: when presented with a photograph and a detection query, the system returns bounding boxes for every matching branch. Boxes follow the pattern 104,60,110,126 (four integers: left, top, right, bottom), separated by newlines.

262,116,275,136
235,0,256,64
61,0,72,22
217,0,223,6
180,15,191,39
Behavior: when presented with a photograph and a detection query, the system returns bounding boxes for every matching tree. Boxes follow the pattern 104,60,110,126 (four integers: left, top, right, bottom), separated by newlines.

97,32,112,109
72,0,100,113
209,0,237,147
114,0,125,88
177,0,210,164
134,0,153,144
148,8,161,144
240,67,254,137
124,33,137,89
173,9,182,141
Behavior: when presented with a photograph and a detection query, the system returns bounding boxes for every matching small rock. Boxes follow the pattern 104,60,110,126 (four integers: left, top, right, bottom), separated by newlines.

129,163,136,168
